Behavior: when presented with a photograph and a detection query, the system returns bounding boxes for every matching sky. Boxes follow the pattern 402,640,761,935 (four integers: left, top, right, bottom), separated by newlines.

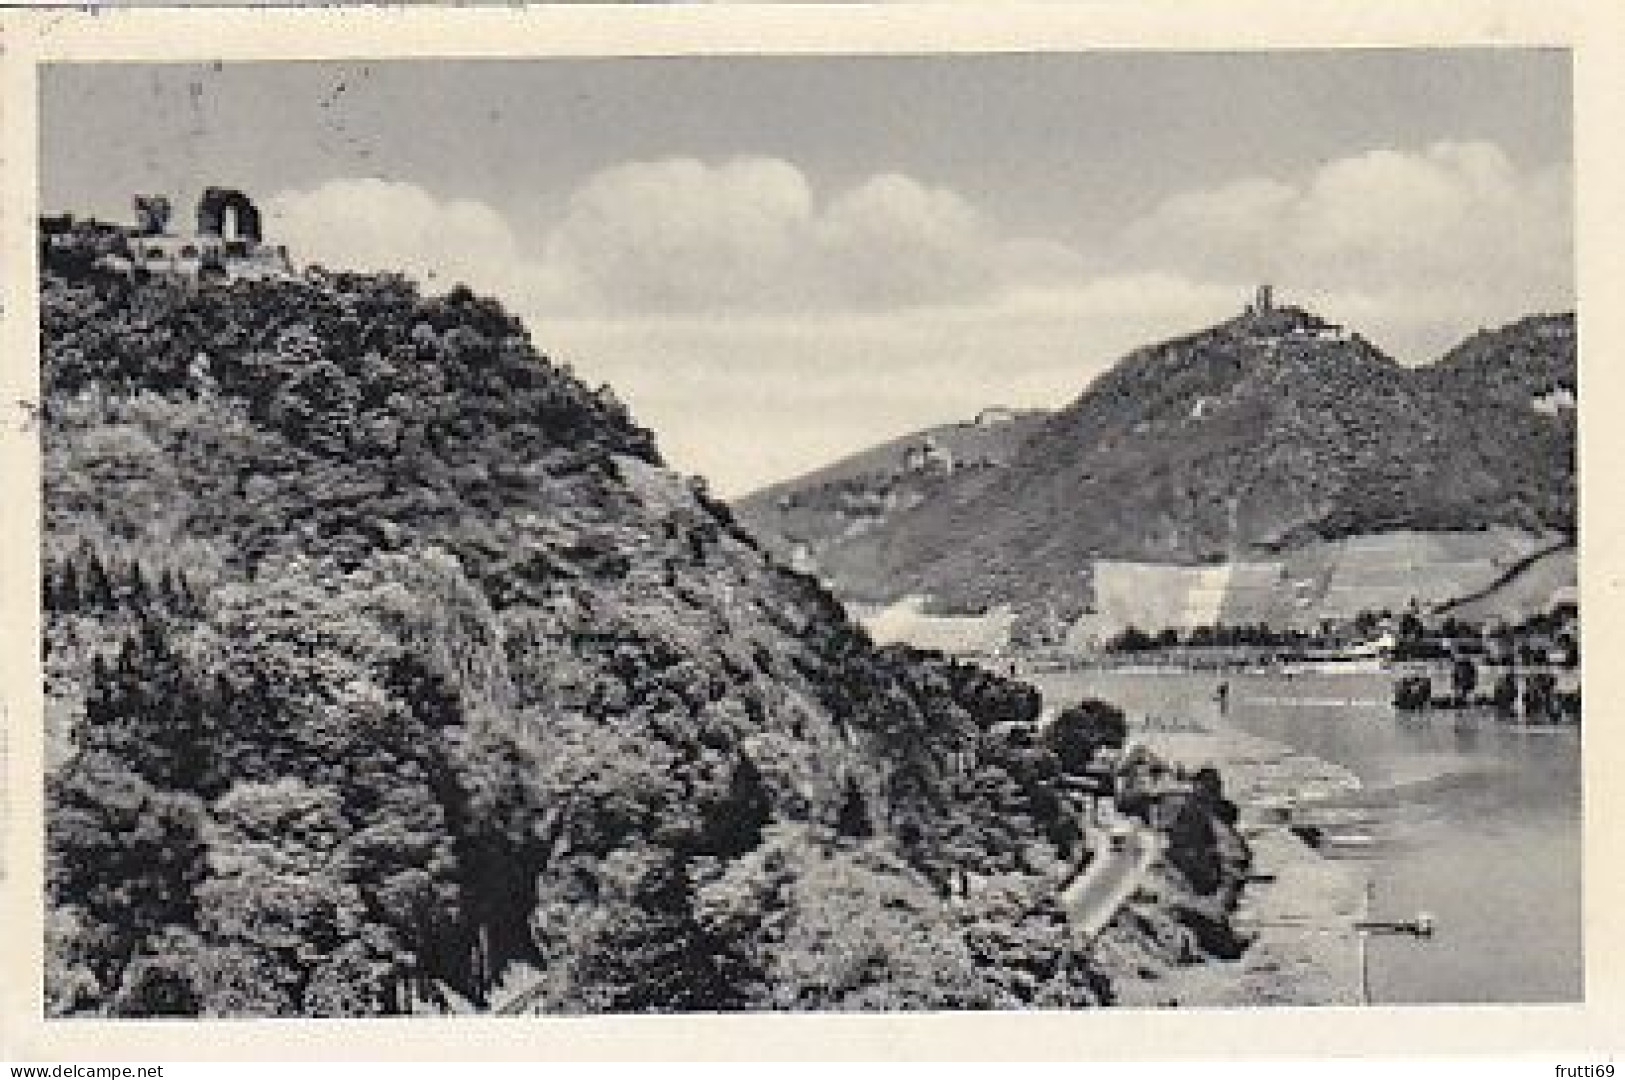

41,52,1573,495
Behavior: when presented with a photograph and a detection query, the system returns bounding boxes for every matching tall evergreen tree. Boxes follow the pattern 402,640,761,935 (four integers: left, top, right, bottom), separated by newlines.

126,561,151,609
81,619,219,794
700,753,772,857
837,776,874,840
82,550,114,609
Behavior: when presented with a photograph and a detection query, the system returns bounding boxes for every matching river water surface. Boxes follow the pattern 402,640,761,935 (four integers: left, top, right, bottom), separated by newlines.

1030,669,1582,1004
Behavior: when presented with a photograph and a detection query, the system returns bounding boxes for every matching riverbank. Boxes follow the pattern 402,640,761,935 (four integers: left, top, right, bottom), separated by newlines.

1100,720,1371,1007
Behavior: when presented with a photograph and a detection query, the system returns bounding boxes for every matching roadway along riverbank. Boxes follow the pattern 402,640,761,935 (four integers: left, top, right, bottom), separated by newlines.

1062,824,1164,938
1149,721,1365,1006
1089,719,1371,1007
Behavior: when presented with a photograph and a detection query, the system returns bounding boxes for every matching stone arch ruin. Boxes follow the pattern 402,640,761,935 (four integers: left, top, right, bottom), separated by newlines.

195,187,263,243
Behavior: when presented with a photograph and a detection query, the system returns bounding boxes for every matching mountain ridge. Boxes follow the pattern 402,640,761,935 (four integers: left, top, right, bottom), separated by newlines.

737,304,1576,625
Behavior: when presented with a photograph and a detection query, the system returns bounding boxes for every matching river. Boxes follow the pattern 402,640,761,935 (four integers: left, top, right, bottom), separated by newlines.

1029,668,1582,1004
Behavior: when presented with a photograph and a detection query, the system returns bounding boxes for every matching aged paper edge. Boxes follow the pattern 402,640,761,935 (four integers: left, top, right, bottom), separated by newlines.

1,0,1622,1061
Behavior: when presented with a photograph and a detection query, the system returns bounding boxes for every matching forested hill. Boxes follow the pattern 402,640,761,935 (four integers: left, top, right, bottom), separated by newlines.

735,407,1049,564
765,307,1576,619
1426,312,1576,401
42,233,1159,1016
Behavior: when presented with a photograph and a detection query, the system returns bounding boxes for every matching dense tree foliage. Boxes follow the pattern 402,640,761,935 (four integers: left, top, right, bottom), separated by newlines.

1045,698,1128,775
41,237,1126,1016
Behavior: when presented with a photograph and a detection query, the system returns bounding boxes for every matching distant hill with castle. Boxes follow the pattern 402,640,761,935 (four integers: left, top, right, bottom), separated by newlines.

735,292,1576,640
737,404,1050,574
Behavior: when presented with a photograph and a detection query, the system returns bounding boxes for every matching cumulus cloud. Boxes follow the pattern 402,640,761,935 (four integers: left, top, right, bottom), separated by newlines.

265,178,574,307
543,158,815,311
1118,140,1572,330
264,144,1571,492
269,158,1089,317
268,143,1568,341
543,157,1088,312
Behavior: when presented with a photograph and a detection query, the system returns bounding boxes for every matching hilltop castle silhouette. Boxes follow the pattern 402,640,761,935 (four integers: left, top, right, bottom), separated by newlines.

40,187,296,282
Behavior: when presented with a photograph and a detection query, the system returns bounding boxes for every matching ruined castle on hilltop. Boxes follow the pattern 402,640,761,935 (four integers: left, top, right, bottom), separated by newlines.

1238,284,1347,343
41,187,294,283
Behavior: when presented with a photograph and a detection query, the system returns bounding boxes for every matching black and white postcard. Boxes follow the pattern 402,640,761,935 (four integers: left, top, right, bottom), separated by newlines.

2,1,1622,1063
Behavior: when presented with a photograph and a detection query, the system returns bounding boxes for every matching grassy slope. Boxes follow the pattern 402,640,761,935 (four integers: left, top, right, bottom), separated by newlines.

1440,544,1577,624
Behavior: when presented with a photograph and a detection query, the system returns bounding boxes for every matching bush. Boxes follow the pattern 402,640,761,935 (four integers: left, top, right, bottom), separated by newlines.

1523,672,1559,722
1105,625,1157,653
1392,675,1432,711
1450,658,1478,704
1046,698,1128,774
1491,672,1519,715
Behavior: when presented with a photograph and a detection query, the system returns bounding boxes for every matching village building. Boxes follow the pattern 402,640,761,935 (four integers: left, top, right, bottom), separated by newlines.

973,405,1020,428
787,540,816,574
901,435,955,475
1531,385,1576,416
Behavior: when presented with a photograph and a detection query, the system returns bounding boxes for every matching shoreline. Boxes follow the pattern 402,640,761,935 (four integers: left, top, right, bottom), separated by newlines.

1109,718,1372,1007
